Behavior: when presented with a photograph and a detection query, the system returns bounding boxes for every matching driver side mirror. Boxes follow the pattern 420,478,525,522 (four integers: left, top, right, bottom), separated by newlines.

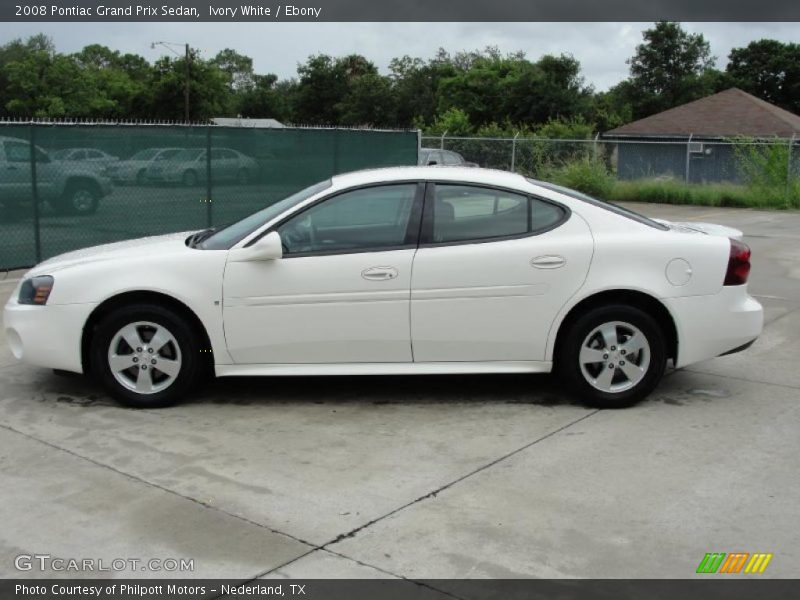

230,231,283,262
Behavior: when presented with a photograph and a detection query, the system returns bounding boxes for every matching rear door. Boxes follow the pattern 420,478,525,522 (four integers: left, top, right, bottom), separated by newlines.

410,182,594,362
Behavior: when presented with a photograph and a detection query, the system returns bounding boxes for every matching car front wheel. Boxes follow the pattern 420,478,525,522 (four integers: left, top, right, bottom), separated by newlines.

90,304,201,408
558,304,666,408
52,183,99,216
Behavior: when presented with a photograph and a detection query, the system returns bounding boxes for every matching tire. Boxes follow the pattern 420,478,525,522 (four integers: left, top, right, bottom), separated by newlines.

90,304,202,408
52,183,99,216
557,304,667,409
182,170,198,187
237,168,250,185
135,170,147,186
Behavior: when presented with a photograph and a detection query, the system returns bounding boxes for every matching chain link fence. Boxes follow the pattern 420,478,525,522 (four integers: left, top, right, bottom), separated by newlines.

0,122,418,270
422,134,800,187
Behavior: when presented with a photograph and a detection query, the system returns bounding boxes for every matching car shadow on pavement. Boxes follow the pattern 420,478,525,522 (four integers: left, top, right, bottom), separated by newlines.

192,372,578,408
19,369,580,409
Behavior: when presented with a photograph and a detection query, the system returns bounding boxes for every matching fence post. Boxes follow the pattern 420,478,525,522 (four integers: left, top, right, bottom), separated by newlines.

685,133,693,183
416,128,422,163
593,132,600,161
29,125,42,263
511,131,520,172
787,134,796,200
205,126,213,227
333,128,341,173
440,130,447,150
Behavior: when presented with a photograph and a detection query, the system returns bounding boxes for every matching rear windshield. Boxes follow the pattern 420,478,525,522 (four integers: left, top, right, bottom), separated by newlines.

529,179,668,231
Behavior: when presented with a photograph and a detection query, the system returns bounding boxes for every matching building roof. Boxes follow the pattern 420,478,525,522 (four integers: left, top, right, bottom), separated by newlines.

605,88,800,139
211,117,285,128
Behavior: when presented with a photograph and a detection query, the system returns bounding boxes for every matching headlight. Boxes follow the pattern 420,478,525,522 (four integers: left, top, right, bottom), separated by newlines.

18,276,54,305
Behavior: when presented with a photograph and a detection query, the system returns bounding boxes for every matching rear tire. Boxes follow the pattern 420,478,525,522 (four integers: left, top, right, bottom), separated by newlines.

557,304,666,408
90,304,201,408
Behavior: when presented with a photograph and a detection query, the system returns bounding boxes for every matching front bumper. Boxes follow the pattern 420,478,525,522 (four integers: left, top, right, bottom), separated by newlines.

665,285,763,368
4,298,97,374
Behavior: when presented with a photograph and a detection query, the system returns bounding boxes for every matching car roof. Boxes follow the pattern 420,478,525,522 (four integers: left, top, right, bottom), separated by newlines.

331,166,528,189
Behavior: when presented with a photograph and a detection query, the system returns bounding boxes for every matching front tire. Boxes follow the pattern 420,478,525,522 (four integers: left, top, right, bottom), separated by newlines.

558,304,666,409
52,183,99,216
90,304,201,408
182,170,198,187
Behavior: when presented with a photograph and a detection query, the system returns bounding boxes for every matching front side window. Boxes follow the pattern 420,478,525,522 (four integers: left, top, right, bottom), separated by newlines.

278,184,418,255
432,185,529,243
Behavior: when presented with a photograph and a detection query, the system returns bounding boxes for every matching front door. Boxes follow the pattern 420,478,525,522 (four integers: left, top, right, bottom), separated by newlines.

223,182,423,364
410,183,594,362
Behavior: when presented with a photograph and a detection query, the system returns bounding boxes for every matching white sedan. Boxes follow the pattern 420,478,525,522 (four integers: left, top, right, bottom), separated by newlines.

3,167,763,408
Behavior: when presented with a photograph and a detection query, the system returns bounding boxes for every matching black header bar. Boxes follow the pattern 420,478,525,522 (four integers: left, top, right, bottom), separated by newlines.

2,0,800,22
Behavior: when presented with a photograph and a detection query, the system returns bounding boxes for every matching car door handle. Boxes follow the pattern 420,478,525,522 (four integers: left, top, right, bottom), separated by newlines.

361,266,398,281
531,255,567,269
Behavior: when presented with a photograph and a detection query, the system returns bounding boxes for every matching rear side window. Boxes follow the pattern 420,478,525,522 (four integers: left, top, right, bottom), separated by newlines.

430,184,566,244
530,179,668,231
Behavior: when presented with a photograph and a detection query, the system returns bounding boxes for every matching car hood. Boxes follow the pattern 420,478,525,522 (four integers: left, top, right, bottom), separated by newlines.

653,219,743,240
28,232,195,276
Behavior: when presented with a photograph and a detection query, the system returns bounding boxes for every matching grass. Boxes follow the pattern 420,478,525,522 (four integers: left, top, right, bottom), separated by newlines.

539,158,800,210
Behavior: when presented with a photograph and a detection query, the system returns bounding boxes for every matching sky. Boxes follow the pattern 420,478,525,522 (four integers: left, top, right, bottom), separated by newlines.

0,22,797,91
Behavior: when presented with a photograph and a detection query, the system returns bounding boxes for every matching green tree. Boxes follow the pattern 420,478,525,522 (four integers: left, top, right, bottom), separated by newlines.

236,74,293,121
211,48,255,91
727,40,800,114
293,54,379,124
339,73,396,126
148,51,231,121
625,21,716,118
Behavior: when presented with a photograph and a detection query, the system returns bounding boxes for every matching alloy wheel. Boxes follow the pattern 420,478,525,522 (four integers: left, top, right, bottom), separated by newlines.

579,320,651,393
107,321,182,394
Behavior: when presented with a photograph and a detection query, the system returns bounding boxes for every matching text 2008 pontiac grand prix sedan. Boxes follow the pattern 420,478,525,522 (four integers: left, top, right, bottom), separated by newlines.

4,167,763,408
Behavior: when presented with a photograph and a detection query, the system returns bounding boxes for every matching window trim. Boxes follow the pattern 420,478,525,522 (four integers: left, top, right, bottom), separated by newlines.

419,181,571,248
261,181,426,259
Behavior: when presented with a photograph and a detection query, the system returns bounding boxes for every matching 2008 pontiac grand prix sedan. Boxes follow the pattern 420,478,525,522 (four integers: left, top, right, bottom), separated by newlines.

4,167,763,408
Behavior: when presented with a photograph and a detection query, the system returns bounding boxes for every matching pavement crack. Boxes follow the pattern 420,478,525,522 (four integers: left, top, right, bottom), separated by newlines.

0,422,316,550
321,409,600,549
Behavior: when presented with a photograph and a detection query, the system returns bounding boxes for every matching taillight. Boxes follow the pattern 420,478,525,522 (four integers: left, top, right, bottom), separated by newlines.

724,238,751,286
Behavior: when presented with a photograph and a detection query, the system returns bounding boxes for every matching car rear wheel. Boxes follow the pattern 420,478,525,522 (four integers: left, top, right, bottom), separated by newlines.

90,304,201,408
558,304,666,408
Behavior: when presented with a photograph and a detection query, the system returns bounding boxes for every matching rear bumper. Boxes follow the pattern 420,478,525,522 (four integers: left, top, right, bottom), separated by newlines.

3,298,97,374
665,286,763,368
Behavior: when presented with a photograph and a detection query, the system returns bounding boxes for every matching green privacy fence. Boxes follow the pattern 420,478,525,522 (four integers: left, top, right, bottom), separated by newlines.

0,123,419,270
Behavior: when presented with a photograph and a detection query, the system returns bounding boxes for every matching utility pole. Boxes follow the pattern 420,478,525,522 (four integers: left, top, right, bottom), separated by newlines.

152,41,192,122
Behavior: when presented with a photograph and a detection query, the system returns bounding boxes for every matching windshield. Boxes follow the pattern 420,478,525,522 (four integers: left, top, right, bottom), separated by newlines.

200,179,333,250
51,149,70,159
529,179,668,231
